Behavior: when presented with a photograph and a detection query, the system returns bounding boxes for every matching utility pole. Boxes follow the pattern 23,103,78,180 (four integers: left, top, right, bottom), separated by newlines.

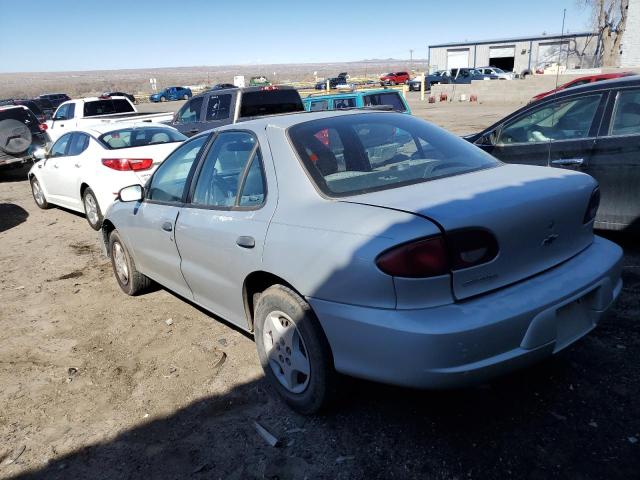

409,49,414,71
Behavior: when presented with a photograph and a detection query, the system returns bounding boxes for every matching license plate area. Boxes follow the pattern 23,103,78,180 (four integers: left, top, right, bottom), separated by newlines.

553,287,600,352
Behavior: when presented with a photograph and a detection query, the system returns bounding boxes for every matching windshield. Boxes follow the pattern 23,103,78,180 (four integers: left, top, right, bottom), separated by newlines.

99,127,186,150
288,113,498,197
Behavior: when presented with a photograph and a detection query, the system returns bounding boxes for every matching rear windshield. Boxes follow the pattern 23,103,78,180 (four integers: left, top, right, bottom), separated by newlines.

240,89,304,118
84,99,134,117
362,92,407,112
18,101,43,115
99,127,186,150
288,113,498,197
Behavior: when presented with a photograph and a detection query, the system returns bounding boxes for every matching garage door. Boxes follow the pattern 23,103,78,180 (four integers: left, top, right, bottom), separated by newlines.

489,46,515,58
537,41,569,66
447,49,469,70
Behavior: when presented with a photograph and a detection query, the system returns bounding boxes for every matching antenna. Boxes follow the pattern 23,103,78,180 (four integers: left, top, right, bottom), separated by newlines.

548,8,567,167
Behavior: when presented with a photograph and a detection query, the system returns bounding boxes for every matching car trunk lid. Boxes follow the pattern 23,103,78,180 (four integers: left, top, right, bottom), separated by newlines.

340,164,596,300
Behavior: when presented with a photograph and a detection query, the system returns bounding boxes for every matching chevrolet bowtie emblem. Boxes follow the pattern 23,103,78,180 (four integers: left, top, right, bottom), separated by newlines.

541,233,559,246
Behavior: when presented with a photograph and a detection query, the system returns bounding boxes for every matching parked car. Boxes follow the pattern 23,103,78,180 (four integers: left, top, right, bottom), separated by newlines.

209,83,237,90
149,87,192,103
303,89,411,114
531,72,636,102
0,105,50,170
379,72,410,86
466,75,640,231
249,76,271,86
168,85,304,137
314,76,349,90
38,93,71,109
408,70,449,91
444,68,498,84
102,110,621,414
47,95,173,142
476,66,515,80
0,99,48,123
28,123,185,229
104,91,137,104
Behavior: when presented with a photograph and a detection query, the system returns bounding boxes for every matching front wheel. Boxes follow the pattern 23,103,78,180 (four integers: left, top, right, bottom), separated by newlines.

108,230,152,295
390,80,396,86
160,96,166,102
254,285,336,415
30,177,51,209
82,187,103,230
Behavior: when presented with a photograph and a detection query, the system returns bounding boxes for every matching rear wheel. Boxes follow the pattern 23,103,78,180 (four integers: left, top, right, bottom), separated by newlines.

30,177,50,209
108,230,152,295
390,80,396,86
182,94,189,100
160,96,166,102
254,285,336,414
82,187,103,230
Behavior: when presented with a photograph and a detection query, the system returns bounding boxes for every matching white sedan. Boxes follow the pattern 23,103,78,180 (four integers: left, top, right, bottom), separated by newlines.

28,123,186,229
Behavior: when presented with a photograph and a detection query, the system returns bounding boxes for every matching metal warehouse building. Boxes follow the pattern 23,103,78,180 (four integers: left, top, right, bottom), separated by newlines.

428,32,598,76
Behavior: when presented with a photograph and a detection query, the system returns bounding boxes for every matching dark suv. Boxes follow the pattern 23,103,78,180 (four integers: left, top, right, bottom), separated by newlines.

0,99,48,123
38,93,71,108
0,106,50,170
169,86,304,136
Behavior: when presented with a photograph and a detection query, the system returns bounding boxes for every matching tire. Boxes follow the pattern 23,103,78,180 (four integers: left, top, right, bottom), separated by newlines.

160,96,166,102
30,176,51,209
390,81,396,86
82,187,103,230
0,119,32,155
182,94,189,100
254,285,336,415
108,230,152,296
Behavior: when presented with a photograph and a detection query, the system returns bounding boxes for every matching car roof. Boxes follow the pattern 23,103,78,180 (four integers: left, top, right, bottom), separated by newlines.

545,74,640,98
0,104,28,113
189,85,297,100
304,88,399,100
78,122,178,136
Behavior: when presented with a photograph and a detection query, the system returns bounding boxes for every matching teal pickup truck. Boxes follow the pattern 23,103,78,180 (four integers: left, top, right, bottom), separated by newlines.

303,89,411,114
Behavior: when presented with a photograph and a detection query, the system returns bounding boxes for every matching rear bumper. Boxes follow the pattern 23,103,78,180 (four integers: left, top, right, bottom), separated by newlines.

308,236,623,388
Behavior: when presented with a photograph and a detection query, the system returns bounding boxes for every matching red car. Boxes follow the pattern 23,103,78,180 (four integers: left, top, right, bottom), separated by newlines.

531,72,636,101
379,71,410,86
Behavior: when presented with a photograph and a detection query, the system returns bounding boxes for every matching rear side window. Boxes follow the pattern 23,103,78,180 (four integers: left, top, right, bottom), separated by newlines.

334,97,356,109
240,90,304,118
205,94,232,121
289,113,497,197
610,89,640,136
84,99,134,116
99,127,186,149
310,100,328,111
363,92,407,112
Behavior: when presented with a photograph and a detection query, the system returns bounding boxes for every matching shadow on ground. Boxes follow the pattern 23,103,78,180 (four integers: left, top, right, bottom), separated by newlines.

0,203,28,233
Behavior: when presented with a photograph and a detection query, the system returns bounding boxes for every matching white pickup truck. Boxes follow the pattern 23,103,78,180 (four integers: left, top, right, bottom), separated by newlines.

46,95,173,142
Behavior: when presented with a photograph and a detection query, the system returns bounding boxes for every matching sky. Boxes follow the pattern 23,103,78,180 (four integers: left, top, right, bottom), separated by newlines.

0,0,593,73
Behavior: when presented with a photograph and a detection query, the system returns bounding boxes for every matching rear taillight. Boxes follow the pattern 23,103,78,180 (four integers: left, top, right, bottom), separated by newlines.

376,229,499,278
261,85,279,91
583,187,600,224
102,158,153,171
376,236,449,278
38,123,48,132
447,229,499,270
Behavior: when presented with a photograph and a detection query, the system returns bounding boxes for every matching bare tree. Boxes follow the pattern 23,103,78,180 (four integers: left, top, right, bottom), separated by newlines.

583,0,629,66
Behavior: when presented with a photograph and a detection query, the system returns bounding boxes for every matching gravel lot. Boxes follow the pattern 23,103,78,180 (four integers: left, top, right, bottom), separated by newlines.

0,100,638,480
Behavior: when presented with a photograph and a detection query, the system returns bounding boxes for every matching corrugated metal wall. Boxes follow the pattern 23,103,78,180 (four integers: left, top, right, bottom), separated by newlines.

429,35,599,74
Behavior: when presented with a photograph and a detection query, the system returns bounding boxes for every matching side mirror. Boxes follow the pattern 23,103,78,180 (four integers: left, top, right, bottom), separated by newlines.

118,184,144,202
32,147,46,160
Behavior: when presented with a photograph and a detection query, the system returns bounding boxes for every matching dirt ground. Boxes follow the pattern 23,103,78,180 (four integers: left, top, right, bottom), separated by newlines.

0,101,639,480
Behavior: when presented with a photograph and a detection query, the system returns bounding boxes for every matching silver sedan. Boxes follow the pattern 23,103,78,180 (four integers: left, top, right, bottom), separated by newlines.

102,110,623,414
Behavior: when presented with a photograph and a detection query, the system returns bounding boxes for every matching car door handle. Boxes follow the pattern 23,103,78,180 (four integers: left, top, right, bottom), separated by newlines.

161,222,173,232
53,163,59,168
551,158,584,166
74,163,81,168
236,236,255,248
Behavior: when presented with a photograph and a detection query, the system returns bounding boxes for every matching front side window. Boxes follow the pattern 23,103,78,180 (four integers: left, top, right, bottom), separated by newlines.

99,127,186,149
67,133,90,156
53,104,69,120
362,92,407,112
310,100,328,111
49,133,72,157
191,131,263,207
497,94,602,145
176,97,203,124
289,113,498,197
205,94,232,121
610,89,640,136
147,135,208,203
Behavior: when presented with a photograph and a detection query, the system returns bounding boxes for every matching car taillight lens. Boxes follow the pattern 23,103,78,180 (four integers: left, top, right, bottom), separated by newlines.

376,229,499,278
583,187,600,224
102,158,153,171
376,236,449,278
261,85,278,91
38,123,48,131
